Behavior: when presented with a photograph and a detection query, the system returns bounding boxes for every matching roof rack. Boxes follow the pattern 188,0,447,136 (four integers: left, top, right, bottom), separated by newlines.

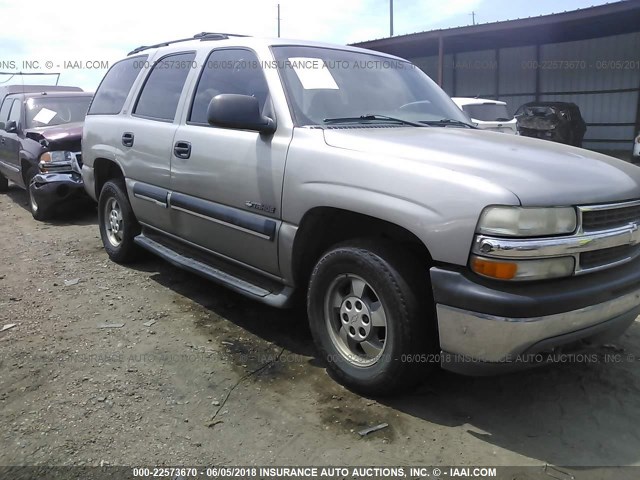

128,32,250,56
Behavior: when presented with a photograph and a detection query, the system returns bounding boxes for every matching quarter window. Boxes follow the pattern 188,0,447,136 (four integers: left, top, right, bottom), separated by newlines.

89,55,148,115
134,52,196,121
189,49,270,125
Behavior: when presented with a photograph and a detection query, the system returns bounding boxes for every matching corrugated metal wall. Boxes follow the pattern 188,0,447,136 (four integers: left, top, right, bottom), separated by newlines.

407,32,640,152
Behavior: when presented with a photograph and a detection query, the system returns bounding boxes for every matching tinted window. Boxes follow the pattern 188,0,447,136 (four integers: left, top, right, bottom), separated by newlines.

0,98,15,124
134,52,195,121
189,49,270,124
8,99,21,123
89,55,148,115
26,96,93,128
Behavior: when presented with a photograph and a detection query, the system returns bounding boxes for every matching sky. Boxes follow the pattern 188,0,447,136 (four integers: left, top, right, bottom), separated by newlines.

0,0,614,91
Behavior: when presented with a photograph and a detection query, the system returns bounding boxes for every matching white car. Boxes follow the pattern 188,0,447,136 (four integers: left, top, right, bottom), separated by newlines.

634,132,640,159
452,97,517,134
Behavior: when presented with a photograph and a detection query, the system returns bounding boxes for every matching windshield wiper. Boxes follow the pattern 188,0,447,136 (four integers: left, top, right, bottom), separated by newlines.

323,114,424,127
420,118,476,128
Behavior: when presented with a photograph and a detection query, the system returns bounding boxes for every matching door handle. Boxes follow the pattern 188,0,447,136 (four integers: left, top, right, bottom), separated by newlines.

122,132,134,147
173,141,191,159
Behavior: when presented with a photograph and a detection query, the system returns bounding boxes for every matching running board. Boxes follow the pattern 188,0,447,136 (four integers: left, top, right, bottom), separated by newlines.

134,234,294,308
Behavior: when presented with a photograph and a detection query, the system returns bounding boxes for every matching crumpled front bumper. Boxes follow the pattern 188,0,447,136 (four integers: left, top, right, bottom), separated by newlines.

430,260,640,375
30,172,86,208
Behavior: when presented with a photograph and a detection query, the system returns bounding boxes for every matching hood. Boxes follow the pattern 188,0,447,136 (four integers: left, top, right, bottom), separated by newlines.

322,126,640,206
25,122,83,149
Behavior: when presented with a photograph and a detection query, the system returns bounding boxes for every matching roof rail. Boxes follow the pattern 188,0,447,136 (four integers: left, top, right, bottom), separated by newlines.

127,32,250,56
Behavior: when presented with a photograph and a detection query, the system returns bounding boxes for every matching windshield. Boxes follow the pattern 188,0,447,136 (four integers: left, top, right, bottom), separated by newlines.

461,103,512,122
26,96,92,128
272,46,468,127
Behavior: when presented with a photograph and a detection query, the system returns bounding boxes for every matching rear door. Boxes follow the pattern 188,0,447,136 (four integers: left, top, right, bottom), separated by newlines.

116,52,196,234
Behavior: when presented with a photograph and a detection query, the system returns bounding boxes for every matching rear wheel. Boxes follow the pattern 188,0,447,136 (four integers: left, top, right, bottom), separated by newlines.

307,239,436,395
98,179,141,263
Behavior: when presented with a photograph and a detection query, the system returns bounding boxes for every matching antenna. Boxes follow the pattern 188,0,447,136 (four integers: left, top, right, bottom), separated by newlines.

470,11,477,25
390,0,394,37
277,4,281,38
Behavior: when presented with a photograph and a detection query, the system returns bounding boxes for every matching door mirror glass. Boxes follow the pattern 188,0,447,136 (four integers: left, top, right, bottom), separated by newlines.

5,120,17,133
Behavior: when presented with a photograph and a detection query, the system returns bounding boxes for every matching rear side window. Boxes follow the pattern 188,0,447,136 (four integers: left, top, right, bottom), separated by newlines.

89,55,148,115
134,52,196,121
189,49,269,125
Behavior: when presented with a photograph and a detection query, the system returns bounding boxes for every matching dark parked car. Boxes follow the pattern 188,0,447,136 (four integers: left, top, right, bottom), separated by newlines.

0,84,83,106
0,91,93,220
516,101,587,147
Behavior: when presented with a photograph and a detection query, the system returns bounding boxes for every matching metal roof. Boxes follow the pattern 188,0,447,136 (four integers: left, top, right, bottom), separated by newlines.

352,1,640,57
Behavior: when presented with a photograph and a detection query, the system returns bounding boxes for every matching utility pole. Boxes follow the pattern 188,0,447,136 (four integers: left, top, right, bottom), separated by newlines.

277,4,281,38
390,0,394,37
470,11,476,25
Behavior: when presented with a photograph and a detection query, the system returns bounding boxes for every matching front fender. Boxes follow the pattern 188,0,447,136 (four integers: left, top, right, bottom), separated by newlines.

282,129,519,266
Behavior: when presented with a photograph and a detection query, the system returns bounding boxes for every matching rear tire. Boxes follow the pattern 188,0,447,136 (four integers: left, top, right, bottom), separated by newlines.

98,179,141,263
307,239,437,395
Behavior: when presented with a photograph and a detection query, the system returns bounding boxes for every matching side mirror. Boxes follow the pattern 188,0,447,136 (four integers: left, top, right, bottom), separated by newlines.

5,120,17,134
207,94,276,134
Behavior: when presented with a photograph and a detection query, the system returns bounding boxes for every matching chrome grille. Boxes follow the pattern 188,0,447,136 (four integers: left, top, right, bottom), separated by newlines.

582,203,640,231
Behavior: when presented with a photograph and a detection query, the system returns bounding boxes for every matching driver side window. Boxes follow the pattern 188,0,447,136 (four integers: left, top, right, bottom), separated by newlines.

189,49,270,125
8,99,21,125
0,98,14,129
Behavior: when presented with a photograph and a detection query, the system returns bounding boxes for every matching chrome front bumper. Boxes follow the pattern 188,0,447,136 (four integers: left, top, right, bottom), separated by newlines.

430,260,640,375
437,286,640,364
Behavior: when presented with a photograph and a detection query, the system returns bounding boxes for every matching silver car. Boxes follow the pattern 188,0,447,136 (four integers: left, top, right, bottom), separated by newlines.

81,33,640,394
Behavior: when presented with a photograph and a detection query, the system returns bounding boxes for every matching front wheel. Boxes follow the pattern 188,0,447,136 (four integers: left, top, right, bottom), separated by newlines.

307,240,436,395
0,172,8,193
27,171,53,221
98,179,141,263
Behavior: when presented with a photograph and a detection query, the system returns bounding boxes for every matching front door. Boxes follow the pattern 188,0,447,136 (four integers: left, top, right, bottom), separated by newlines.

170,48,289,275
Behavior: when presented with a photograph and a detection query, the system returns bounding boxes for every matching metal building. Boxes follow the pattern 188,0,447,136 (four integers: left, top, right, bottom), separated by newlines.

353,1,640,155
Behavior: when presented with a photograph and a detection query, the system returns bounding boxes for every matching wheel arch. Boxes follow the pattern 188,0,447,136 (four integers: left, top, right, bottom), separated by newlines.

288,206,434,292
94,157,125,199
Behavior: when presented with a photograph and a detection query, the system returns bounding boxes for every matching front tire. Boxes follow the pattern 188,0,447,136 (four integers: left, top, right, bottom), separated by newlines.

28,172,53,221
307,240,436,395
98,179,140,263
0,172,8,193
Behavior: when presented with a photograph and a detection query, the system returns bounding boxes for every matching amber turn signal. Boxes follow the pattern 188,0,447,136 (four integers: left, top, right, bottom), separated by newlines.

471,257,517,280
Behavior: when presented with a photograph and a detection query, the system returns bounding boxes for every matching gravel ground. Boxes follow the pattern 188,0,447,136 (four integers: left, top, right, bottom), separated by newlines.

1,185,640,476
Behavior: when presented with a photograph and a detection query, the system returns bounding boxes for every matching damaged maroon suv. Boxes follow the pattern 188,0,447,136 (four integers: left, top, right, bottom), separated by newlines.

0,91,93,220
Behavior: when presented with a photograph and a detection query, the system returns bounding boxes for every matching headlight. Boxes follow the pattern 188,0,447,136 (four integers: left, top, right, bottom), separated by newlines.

39,151,75,171
477,206,577,237
471,255,575,281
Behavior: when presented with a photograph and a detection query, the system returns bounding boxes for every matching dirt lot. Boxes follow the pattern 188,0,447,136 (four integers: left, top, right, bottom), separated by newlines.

1,185,640,474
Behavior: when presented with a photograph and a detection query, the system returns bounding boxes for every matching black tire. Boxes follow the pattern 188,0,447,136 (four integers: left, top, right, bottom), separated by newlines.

307,239,437,395
98,179,141,263
27,172,53,221
0,171,8,193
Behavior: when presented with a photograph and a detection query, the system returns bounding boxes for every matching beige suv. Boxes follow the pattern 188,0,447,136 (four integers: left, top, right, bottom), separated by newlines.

82,33,640,394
